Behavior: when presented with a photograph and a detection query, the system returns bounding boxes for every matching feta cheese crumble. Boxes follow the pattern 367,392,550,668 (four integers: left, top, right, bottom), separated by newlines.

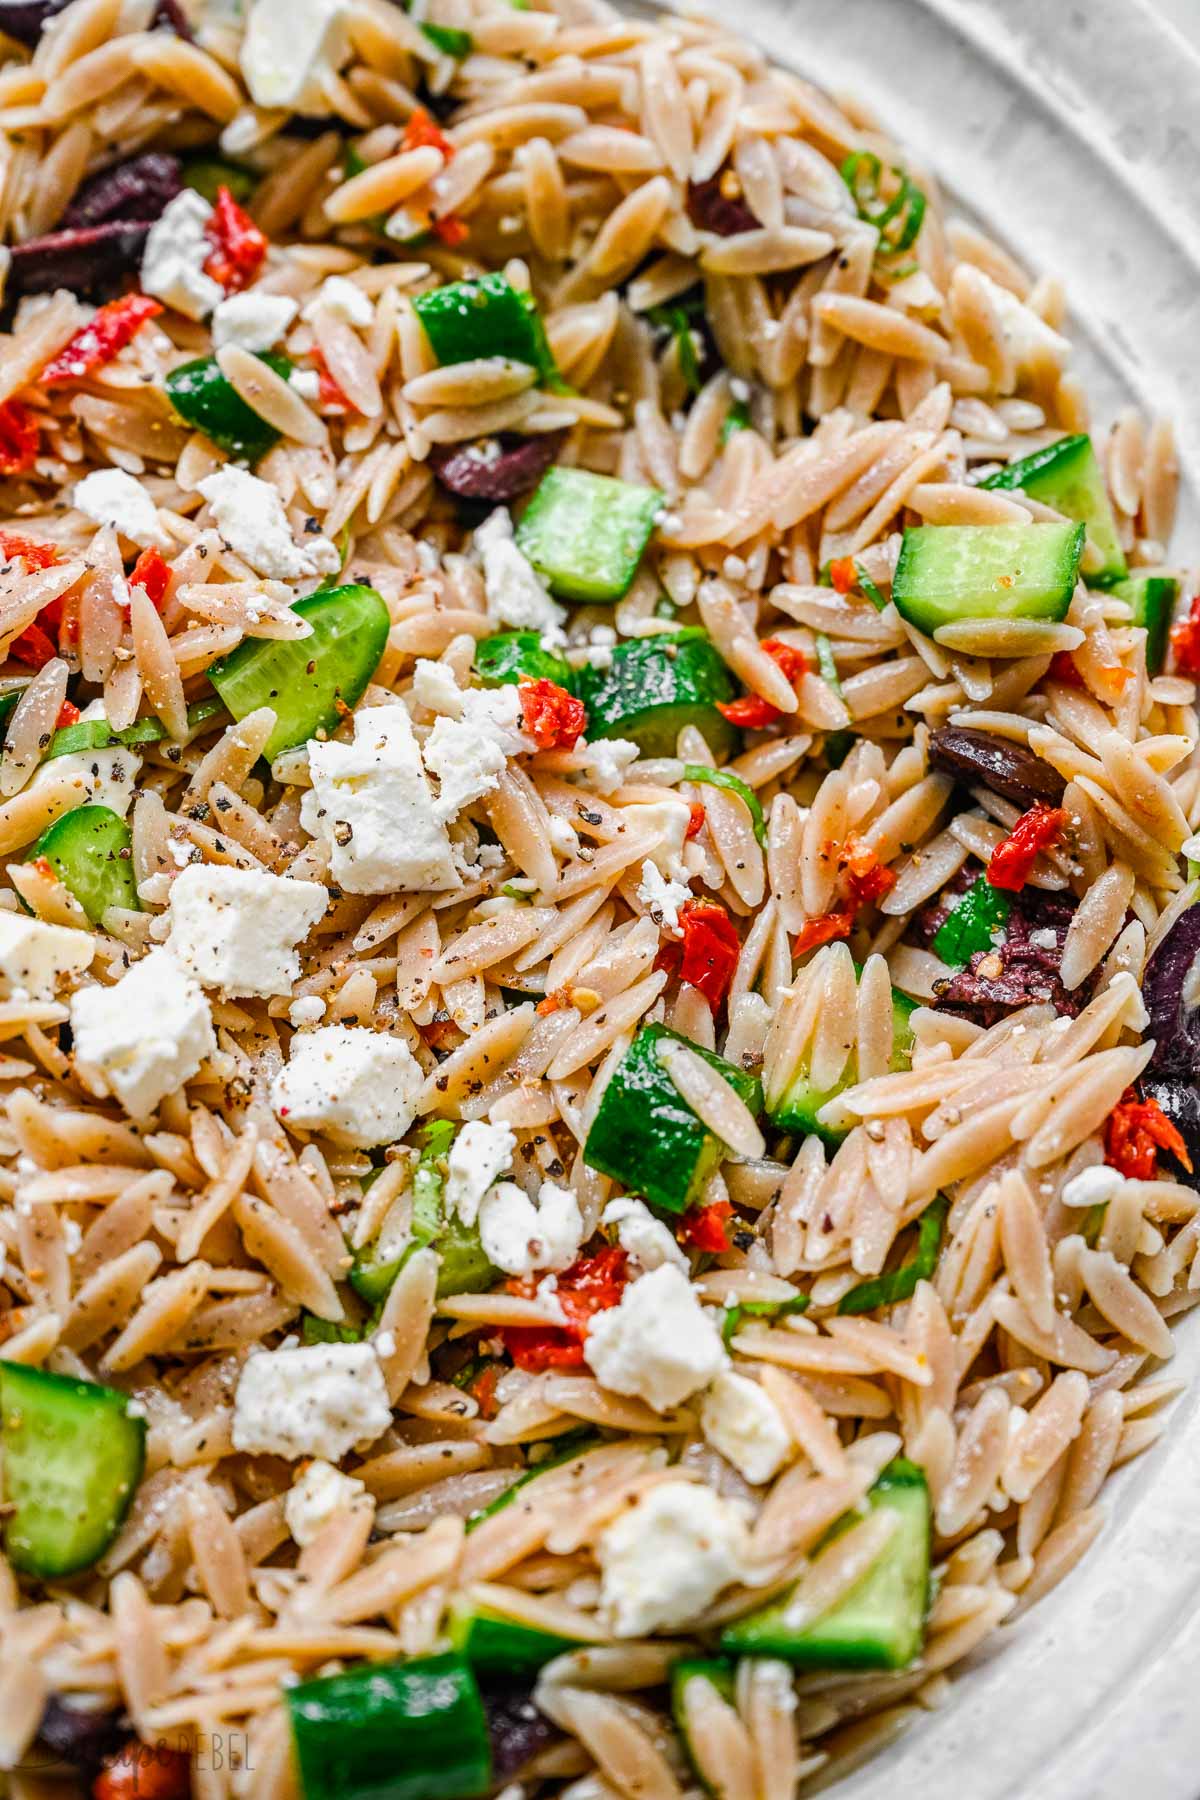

270,1023,424,1149
636,858,690,935
622,796,692,880
474,508,567,645
0,913,94,1001
70,947,215,1121
288,994,327,1028
212,291,298,353
411,658,463,718
576,737,639,796
300,704,459,893
240,0,352,113
597,1480,750,1636
700,1369,793,1486
303,275,374,329
73,469,168,550
478,1179,584,1277
232,1342,391,1461
601,1196,688,1273
585,1263,727,1410
196,467,340,581
445,1119,516,1226
141,190,224,322
423,686,532,822
285,1459,369,1546
1061,1164,1126,1210
166,864,327,998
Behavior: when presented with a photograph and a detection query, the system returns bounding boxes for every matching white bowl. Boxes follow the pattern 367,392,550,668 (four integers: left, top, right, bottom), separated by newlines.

651,0,1200,1790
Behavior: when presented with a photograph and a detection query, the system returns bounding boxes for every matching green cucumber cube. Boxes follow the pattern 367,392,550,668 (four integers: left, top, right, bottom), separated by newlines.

575,629,737,760
413,272,553,376
769,986,915,1145
980,433,1126,584
892,522,1085,638
516,467,663,603
1110,572,1178,675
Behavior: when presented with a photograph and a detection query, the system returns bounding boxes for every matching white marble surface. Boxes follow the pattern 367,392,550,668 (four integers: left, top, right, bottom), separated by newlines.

1149,0,1199,49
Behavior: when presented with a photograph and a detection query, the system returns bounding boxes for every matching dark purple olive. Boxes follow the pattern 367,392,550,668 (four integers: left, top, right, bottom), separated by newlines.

687,174,760,237
8,220,152,299
0,0,71,47
150,0,192,37
1143,903,1200,1075
482,1681,557,1781
430,431,565,503
928,726,1067,809
61,152,181,231
1142,1075,1200,1170
37,1697,122,1772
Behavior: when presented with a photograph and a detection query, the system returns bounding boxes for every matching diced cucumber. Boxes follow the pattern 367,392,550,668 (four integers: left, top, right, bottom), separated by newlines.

475,630,573,690
671,1659,738,1790
287,1652,491,1800
575,630,738,760
837,1194,947,1314
814,632,853,767
516,467,663,603
209,583,390,760
449,1594,582,1669
584,1022,762,1215
44,696,225,760
164,351,291,462
182,156,256,206
414,273,554,379
892,523,1085,637
420,19,472,55
980,433,1126,584
769,984,915,1145
930,873,1011,967
719,1459,931,1671
28,804,138,923
350,1120,497,1306
0,1362,146,1577
1111,572,1178,676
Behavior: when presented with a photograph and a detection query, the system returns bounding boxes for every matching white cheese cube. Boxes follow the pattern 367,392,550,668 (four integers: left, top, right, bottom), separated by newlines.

140,190,224,322
598,1480,750,1636
478,1177,583,1277
585,1263,727,1410
240,0,351,113
700,1369,793,1486
70,947,215,1120
601,1196,688,1273
284,1458,370,1546
232,1342,391,1461
474,508,567,646
166,863,327,998
73,469,169,550
299,704,458,894
196,467,340,581
423,686,531,822
445,1119,516,1227
0,913,94,1000
212,291,299,353
270,1022,424,1149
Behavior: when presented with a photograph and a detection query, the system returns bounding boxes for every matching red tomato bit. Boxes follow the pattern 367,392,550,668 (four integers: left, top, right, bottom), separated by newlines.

716,637,807,731
1047,650,1085,688
1105,1088,1192,1180
94,1742,191,1800
986,802,1066,893
841,834,896,910
314,352,352,414
10,622,58,668
685,800,706,840
828,555,857,595
129,546,172,608
792,910,854,957
204,186,268,292
40,295,162,387
680,1197,733,1254
656,898,740,1013
56,699,80,727
502,1245,628,1372
519,677,586,750
402,106,455,159
0,400,39,476
1171,593,1200,678
0,530,59,571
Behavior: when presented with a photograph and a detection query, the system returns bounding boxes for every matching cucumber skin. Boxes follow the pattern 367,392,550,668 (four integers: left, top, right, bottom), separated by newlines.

671,1659,738,1791
287,1652,491,1800
719,1459,931,1671
892,522,1085,637
30,803,138,924
979,433,1126,584
516,467,663,604
475,630,573,690
576,630,739,760
0,1362,146,1578
1112,573,1177,676
414,273,546,371
770,990,915,1144
584,1022,762,1214
449,1601,581,1670
164,352,291,462
209,584,390,760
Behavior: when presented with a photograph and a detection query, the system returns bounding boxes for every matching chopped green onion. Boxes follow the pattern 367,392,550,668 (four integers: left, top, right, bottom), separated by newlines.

648,304,702,396
301,1313,366,1346
420,19,472,55
837,1195,948,1315
813,633,853,768
840,152,926,259
721,398,752,443
722,1292,808,1348
682,763,766,846
857,566,888,611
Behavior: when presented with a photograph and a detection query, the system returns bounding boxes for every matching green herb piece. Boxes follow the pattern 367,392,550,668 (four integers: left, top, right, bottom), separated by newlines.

721,1292,809,1348
841,152,926,256
721,398,752,442
681,762,766,846
648,304,702,396
420,19,472,55
837,1195,948,1315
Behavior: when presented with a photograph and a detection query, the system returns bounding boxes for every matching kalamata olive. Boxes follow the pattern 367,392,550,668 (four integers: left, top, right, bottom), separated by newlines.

687,174,760,237
150,0,192,37
1143,903,1200,1075
37,1697,123,1772
8,221,152,299
928,725,1067,808
430,431,565,503
0,0,71,46
482,1680,557,1781
61,153,181,231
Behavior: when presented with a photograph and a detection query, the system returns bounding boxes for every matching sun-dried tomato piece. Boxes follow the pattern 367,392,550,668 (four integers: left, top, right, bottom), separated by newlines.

680,1198,733,1254
656,898,740,1012
793,910,854,957
685,801,706,840
128,546,171,608
203,186,267,292
402,106,455,160
1105,1087,1192,1179
93,1742,190,1800
502,1246,628,1372
986,803,1066,892
1172,593,1200,677
0,400,39,476
40,294,162,388
716,637,808,730
519,677,586,751
0,531,59,571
